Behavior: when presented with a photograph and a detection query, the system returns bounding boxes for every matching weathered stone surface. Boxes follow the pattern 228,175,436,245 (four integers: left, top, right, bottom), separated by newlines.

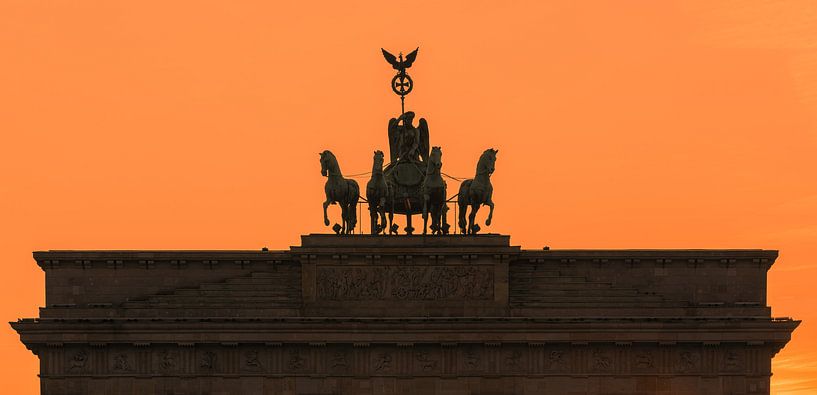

11,234,798,394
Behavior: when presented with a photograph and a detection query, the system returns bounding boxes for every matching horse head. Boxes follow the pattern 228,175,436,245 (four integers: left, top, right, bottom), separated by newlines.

320,150,337,177
428,146,443,173
373,150,384,169
477,148,498,176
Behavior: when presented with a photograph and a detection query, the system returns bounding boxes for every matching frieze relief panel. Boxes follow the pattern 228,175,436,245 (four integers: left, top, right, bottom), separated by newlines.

45,343,768,378
327,348,351,374
317,266,494,301
242,349,265,373
198,349,218,373
590,347,614,373
545,348,570,373
66,349,90,374
154,349,179,375
371,347,396,374
459,345,484,373
110,351,135,373
500,347,527,374
412,346,442,375
284,345,311,374
631,348,657,373
674,348,703,374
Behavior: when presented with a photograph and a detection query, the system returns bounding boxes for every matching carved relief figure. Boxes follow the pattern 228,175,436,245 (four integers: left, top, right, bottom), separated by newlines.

635,351,654,369
330,351,348,371
244,350,263,372
505,350,523,371
677,351,700,373
159,350,176,371
464,348,481,369
546,350,566,370
592,349,612,371
724,351,742,371
68,350,88,372
318,266,493,301
374,352,393,372
112,353,131,372
288,349,306,371
200,351,217,371
317,267,387,300
459,266,493,299
415,351,438,372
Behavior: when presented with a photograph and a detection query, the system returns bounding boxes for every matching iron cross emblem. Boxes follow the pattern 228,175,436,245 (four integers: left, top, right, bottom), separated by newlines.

391,73,413,96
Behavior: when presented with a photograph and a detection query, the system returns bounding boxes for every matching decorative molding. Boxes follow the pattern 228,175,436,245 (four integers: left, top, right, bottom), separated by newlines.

45,343,771,378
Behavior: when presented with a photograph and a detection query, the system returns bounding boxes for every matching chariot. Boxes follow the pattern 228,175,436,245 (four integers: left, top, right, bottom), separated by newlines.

320,47,497,235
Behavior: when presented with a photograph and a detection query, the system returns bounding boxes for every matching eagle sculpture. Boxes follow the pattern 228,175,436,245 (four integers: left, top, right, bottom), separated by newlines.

381,47,419,73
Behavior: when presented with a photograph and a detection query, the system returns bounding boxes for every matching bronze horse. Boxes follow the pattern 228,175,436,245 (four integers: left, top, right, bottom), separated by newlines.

320,150,359,234
366,150,393,234
422,146,448,235
458,149,497,234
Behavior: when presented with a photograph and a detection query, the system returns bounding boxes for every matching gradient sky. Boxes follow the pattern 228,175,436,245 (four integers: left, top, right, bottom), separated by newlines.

1,1,816,393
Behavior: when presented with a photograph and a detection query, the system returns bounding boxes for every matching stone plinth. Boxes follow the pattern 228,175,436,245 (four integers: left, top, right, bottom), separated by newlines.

11,234,798,395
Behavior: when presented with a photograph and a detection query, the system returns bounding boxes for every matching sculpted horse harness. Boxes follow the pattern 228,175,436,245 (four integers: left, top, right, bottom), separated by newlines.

319,47,498,235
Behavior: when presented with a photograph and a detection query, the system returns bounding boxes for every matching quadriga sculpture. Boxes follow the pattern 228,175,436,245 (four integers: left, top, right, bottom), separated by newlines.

320,150,360,234
366,150,393,235
422,146,448,235
458,148,498,234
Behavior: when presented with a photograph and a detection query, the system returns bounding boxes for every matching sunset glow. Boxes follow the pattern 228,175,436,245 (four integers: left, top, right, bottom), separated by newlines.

1,1,815,393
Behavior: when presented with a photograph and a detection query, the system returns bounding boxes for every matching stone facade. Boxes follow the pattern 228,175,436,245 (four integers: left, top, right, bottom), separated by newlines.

11,234,798,394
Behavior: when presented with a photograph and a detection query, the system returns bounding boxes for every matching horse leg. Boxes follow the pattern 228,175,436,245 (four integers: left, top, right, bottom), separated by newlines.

369,204,377,235
441,204,449,234
388,193,396,234
348,202,357,234
348,204,355,234
428,204,436,234
378,197,387,235
323,200,331,226
340,204,348,234
427,204,435,235
485,198,495,226
458,202,468,234
432,204,441,235
440,205,447,234
469,203,480,234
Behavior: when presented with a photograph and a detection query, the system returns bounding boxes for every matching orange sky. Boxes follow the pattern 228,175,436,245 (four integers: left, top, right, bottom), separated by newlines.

1,1,816,393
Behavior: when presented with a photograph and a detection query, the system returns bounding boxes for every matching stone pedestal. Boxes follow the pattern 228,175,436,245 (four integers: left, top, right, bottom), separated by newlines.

11,234,798,394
